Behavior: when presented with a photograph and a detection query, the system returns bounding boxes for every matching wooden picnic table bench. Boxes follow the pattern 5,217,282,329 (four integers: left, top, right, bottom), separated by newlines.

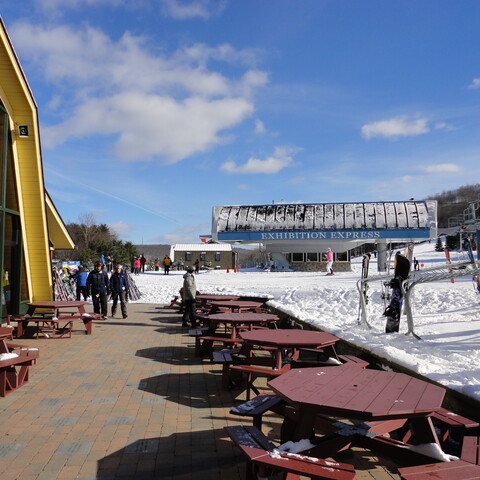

225,424,356,480
0,334,39,397
229,393,286,430
398,459,480,479
7,314,95,338
431,408,480,446
461,435,480,465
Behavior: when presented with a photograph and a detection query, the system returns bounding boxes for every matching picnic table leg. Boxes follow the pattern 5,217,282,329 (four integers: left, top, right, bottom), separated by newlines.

409,416,441,445
82,318,92,335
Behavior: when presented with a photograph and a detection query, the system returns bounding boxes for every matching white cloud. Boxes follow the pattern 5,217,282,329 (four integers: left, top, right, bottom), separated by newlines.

419,163,462,173
434,122,457,131
155,223,209,244
220,146,300,174
110,221,136,234
468,78,480,89
361,116,429,140
35,0,124,11
159,0,227,20
238,184,250,190
254,119,266,134
289,177,305,185
11,22,267,163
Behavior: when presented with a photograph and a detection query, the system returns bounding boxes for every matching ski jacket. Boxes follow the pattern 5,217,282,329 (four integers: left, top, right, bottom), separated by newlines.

87,269,110,294
182,272,196,300
326,250,333,262
110,272,129,294
73,271,88,287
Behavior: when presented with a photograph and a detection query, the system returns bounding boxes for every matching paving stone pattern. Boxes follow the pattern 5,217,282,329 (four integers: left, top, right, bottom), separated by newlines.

0,303,401,479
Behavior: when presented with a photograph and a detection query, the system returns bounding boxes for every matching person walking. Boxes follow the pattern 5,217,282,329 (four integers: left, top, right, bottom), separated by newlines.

194,258,200,274
182,266,197,328
110,264,129,319
163,256,171,275
140,254,146,273
87,261,110,319
325,248,334,275
72,266,89,301
133,257,141,275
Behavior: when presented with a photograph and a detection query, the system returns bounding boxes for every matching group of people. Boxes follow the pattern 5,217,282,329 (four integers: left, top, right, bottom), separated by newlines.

71,261,129,320
132,255,147,275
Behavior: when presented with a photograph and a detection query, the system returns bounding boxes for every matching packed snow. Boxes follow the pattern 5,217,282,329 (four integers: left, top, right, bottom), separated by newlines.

131,242,480,404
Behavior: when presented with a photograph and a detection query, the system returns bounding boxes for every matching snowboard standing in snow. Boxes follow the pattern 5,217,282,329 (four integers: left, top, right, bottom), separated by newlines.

383,252,410,333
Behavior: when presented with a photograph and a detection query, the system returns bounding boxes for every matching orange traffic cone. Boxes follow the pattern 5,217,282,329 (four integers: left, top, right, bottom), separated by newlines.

226,267,229,273
233,265,237,272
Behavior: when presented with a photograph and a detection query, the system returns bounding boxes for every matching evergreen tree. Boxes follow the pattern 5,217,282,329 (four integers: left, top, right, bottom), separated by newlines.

434,237,444,252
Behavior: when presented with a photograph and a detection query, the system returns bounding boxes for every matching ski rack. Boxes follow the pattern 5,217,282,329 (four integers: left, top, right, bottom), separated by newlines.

402,259,480,339
357,271,396,328
357,259,480,338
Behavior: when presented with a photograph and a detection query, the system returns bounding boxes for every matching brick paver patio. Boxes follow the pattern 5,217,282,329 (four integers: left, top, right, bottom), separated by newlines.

0,303,401,479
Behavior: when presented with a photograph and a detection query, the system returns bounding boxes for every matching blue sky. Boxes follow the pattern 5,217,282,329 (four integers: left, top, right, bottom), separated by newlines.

1,0,479,244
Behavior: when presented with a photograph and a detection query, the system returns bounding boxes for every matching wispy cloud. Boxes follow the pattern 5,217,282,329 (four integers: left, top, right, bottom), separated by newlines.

10,22,267,164
155,222,209,244
159,0,227,20
110,220,136,234
418,163,462,173
468,78,480,89
220,146,301,174
254,119,266,134
45,167,183,225
361,115,429,140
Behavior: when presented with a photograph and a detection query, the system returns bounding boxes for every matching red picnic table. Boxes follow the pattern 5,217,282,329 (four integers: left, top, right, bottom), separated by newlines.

206,312,279,339
268,364,446,462
0,327,39,396
196,294,240,309
10,301,94,337
240,329,340,370
209,300,264,313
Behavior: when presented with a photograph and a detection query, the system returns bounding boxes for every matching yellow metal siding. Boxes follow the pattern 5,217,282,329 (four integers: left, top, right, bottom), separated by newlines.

0,23,53,301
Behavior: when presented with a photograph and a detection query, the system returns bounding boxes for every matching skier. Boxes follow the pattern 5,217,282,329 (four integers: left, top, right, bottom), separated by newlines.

383,251,410,333
325,248,334,275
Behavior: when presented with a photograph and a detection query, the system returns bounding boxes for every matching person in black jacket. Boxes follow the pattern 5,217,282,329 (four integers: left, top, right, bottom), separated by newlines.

110,264,129,319
87,261,110,319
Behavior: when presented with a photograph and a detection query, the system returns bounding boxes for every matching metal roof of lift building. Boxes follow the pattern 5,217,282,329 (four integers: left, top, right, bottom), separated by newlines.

212,201,437,251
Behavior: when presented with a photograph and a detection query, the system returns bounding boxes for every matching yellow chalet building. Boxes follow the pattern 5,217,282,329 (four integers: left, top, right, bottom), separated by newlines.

0,18,74,316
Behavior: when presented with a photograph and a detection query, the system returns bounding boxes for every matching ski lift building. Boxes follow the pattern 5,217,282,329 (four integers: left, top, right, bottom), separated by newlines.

212,201,437,272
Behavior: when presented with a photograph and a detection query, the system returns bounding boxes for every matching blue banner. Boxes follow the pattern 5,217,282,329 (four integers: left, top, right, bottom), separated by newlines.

217,228,431,242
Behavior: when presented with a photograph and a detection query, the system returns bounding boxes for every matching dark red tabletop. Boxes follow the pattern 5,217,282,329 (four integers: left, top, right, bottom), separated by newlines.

268,364,445,421
27,301,87,309
196,295,240,302
240,329,339,348
209,300,264,311
208,312,278,323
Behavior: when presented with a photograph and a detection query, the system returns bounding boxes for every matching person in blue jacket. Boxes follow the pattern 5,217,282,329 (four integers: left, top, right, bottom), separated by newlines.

109,264,129,319
87,261,110,319
72,266,89,301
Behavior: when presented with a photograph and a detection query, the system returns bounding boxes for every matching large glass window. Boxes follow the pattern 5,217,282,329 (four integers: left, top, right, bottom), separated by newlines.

291,253,304,262
0,103,25,316
306,252,318,262
5,131,18,211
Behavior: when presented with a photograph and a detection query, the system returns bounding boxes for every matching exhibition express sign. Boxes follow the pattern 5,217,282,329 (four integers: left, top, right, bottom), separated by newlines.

217,228,431,242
